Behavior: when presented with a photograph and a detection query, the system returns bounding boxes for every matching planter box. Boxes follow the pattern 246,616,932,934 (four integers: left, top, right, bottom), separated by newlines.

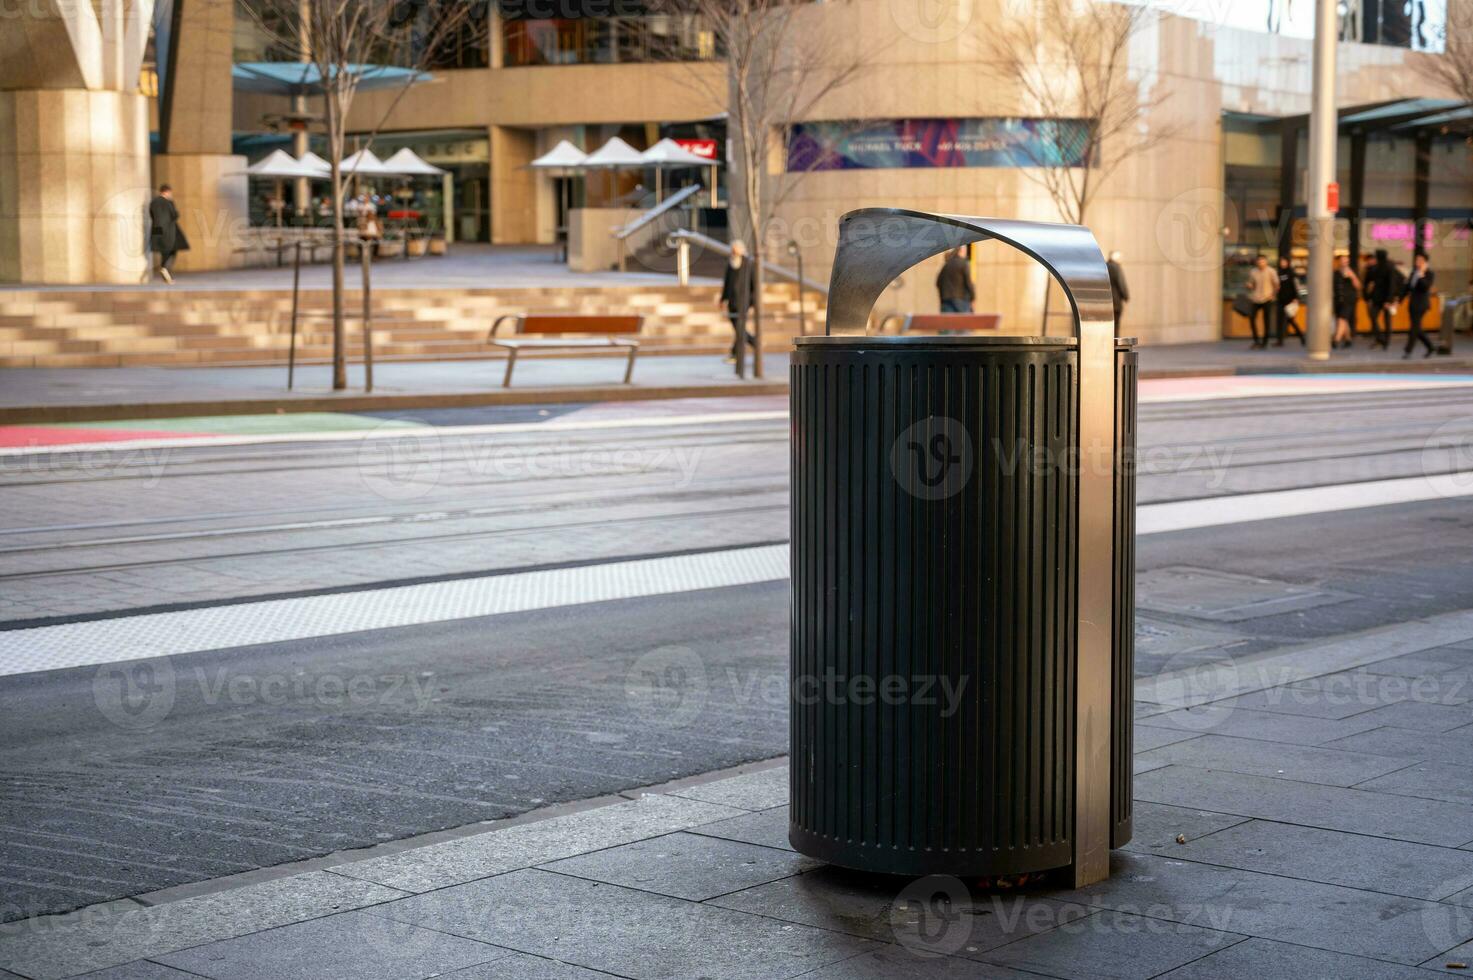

428,237,448,256
377,240,405,258
407,237,429,257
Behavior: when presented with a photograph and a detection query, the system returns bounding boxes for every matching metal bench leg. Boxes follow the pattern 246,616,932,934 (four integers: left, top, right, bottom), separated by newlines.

623,346,638,384
503,348,518,388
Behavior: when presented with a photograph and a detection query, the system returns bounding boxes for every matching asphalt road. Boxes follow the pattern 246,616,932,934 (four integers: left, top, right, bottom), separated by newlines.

3,385,1473,921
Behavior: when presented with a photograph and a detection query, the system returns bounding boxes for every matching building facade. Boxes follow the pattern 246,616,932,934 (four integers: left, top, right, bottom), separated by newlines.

2,0,1467,345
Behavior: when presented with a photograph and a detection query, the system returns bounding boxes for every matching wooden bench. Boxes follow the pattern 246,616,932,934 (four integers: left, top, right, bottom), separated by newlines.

488,314,643,387
877,313,1002,334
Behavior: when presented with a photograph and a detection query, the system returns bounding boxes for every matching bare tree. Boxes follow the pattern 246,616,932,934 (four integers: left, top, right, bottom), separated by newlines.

1416,0,1473,102
236,0,476,389
986,0,1178,227
653,0,870,378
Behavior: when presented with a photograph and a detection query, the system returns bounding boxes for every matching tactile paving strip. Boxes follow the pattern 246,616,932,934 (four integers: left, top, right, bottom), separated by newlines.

0,545,790,678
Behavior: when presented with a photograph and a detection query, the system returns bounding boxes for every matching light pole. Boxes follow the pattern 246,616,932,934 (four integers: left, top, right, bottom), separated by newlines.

1306,0,1338,361
787,239,807,336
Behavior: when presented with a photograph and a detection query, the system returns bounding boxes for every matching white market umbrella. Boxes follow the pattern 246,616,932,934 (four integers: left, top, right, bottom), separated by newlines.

235,148,331,179
383,147,447,176
640,138,722,202
582,136,645,168
340,148,406,176
530,140,589,170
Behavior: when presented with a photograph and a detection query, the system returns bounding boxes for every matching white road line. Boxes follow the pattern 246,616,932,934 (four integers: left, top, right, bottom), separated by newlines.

3,472,1471,678
1138,472,1473,534
0,546,791,677
0,411,791,458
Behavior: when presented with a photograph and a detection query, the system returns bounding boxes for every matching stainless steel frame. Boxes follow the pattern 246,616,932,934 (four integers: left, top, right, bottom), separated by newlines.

822,208,1118,887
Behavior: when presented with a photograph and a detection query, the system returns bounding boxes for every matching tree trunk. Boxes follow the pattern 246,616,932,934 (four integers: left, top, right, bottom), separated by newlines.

750,244,764,379
324,87,347,391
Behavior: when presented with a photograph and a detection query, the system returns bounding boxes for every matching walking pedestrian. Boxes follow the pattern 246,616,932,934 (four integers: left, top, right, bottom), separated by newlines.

1274,255,1304,346
1400,250,1436,359
1363,250,1392,349
1333,253,1361,349
1247,255,1277,349
936,246,974,313
721,240,756,366
147,184,188,284
1107,251,1129,331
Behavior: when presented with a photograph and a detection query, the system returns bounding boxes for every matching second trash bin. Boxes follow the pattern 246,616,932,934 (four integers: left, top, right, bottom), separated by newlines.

789,209,1136,888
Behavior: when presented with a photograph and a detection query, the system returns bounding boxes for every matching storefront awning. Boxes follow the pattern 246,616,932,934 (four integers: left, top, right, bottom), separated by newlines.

231,62,432,96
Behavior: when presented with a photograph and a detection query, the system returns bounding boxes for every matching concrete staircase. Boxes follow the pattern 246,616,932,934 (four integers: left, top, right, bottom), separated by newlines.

0,282,822,368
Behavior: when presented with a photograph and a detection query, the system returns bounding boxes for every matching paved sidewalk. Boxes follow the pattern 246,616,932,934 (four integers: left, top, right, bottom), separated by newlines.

4,339,1473,423
3,618,1471,979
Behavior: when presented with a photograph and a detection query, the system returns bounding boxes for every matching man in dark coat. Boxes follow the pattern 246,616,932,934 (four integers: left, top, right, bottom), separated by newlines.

935,247,974,313
720,240,756,364
1107,250,1129,331
1364,248,1397,349
147,185,189,284
1401,251,1436,359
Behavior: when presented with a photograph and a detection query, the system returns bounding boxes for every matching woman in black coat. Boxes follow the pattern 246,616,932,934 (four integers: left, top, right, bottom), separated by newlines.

720,240,756,364
1332,254,1360,349
147,185,190,284
1401,251,1436,359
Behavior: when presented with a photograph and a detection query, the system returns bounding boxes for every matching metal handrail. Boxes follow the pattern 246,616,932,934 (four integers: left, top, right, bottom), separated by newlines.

664,228,830,295
613,184,702,240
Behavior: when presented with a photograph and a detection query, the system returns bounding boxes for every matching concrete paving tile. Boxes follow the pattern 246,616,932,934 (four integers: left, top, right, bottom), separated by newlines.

1328,726,1473,762
155,909,506,979
1121,802,1251,855
1361,648,1473,678
1424,937,1473,973
335,793,747,893
669,766,787,811
1133,727,1202,752
67,965,201,980
0,872,406,980
709,866,1095,953
435,953,622,979
796,946,1038,979
1071,852,1462,965
1138,705,1383,744
1350,701,1473,732
370,868,877,980
1355,761,1473,806
1154,936,1437,979
975,909,1244,980
1171,820,1473,901
1135,767,1473,846
539,831,819,901
1133,733,1409,787
1134,701,1174,720
687,805,793,851
1135,758,1174,776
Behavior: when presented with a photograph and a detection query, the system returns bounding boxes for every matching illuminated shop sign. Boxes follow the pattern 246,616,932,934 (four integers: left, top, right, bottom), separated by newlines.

787,118,1092,172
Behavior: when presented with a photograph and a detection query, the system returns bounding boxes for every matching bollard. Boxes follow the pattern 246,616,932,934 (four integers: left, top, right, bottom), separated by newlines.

789,209,1136,887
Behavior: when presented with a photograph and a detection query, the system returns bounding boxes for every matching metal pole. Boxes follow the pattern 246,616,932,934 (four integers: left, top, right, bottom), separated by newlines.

361,240,374,393
1306,0,1338,361
676,238,690,285
788,239,806,336
288,240,302,390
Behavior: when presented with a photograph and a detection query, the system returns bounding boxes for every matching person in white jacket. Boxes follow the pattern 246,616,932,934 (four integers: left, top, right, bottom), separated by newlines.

1246,255,1278,349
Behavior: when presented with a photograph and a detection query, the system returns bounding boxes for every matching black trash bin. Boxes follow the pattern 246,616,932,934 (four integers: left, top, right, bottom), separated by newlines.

789,209,1136,887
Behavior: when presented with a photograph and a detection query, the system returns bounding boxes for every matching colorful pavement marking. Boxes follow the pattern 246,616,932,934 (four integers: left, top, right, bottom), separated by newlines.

1139,373,1473,403
0,413,424,449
